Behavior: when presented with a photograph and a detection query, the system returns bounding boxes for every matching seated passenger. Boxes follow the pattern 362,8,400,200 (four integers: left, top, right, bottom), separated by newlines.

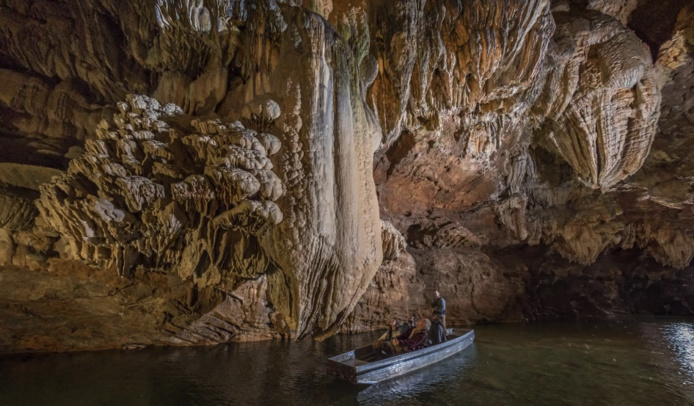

400,316,415,335
377,318,400,342
393,318,431,353
430,314,447,345
374,318,431,356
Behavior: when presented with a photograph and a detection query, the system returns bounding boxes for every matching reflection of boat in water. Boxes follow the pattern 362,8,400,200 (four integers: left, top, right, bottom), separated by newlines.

327,329,475,384
356,346,477,403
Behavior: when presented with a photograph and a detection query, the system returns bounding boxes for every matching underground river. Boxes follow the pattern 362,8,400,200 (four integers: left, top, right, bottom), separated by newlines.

1,317,693,405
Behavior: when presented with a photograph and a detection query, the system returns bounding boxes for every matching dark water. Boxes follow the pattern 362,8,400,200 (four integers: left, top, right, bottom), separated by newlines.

2,317,694,405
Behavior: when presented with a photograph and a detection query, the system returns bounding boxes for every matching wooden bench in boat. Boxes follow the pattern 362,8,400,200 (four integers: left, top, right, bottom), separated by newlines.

327,328,475,384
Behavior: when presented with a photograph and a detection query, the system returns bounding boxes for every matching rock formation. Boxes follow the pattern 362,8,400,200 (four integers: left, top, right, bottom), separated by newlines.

532,8,661,190
0,0,693,353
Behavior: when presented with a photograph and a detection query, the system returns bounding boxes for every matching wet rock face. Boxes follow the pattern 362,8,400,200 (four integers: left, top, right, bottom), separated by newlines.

0,0,693,352
1,0,382,349
38,95,284,284
368,0,555,144
533,9,661,190
368,1,694,327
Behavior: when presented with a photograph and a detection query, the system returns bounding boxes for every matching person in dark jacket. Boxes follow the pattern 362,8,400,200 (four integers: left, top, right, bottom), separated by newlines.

391,318,431,354
430,314,447,345
432,290,446,332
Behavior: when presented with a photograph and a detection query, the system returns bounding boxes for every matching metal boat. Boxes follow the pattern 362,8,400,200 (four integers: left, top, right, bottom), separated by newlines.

327,328,475,384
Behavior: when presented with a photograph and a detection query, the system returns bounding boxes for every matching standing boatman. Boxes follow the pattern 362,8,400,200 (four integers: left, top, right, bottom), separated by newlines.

432,290,446,333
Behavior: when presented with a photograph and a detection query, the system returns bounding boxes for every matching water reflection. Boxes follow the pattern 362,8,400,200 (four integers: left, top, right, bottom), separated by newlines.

664,322,694,384
2,318,694,406
357,346,476,405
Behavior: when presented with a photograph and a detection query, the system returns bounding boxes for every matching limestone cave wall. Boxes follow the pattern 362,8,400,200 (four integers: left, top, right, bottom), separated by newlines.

0,0,692,353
